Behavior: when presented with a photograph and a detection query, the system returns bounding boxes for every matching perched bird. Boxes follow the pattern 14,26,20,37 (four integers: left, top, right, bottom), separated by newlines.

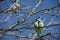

12,3,21,13
34,19,45,37
15,3,21,10
12,6,17,13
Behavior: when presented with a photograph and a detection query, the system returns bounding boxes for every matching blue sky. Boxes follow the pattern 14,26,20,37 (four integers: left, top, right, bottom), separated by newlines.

0,0,59,40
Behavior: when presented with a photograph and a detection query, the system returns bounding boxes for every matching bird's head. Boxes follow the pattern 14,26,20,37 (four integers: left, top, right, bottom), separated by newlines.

34,21,38,27
37,19,44,27
37,19,41,23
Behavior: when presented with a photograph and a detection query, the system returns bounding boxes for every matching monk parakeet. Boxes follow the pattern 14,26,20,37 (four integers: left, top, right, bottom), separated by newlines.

12,6,16,13
15,3,21,10
12,3,21,13
34,19,45,37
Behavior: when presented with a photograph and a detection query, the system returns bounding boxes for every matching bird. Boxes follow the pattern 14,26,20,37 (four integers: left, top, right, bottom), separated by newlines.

34,19,45,37
15,3,21,10
12,3,21,13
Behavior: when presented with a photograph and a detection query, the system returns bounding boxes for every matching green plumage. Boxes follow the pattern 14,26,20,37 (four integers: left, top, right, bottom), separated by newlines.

13,3,22,13
17,5,21,10
16,3,21,11
34,19,44,37
35,26,43,37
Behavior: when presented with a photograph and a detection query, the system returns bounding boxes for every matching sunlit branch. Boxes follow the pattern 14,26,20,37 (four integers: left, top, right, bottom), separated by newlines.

0,0,59,40
0,13,12,23
4,0,43,31
0,0,19,13
35,33,51,40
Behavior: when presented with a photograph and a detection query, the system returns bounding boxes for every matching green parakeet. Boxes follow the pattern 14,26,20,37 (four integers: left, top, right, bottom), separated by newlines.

15,3,21,10
34,19,45,37
12,6,16,13
12,3,21,13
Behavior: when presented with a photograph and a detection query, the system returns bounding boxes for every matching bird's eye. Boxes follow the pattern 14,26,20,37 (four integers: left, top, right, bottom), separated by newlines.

38,21,40,23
